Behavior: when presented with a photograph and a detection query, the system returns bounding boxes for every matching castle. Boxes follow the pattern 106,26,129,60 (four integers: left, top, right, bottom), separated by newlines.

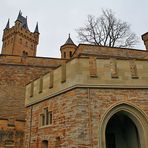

0,12,148,148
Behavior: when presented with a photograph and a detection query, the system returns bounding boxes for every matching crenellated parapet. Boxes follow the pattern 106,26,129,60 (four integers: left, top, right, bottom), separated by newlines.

2,25,39,44
25,57,148,106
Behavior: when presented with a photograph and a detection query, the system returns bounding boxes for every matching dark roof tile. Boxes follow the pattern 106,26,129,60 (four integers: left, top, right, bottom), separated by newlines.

16,10,29,30
65,34,75,45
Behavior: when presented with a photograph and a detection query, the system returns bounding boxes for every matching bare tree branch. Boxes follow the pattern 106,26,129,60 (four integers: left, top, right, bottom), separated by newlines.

77,9,138,48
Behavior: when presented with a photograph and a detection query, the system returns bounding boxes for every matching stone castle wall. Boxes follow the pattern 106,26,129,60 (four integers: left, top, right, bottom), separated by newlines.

26,57,148,106
25,88,148,147
25,57,148,147
0,55,65,147
0,55,64,120
74,44,148,59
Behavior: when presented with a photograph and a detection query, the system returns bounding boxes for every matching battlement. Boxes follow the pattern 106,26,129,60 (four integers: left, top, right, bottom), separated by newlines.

25,57,148,106
3,25,38,44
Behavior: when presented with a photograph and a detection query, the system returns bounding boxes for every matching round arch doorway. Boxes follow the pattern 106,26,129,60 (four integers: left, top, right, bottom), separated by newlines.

105,112,140,148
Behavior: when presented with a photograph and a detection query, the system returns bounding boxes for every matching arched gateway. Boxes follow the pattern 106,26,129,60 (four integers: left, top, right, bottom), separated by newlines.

99,103,148,148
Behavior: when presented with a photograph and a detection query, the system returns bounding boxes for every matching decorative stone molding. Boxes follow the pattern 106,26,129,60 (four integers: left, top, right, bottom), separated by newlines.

39,76,43,93
110,58,118,78
61,62,66,83
30,82,34,97
49,71,54,88
89,56,97,77
129,60,139,79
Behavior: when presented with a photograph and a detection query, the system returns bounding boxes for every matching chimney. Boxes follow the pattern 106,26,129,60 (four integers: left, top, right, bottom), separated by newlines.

142,32,148,50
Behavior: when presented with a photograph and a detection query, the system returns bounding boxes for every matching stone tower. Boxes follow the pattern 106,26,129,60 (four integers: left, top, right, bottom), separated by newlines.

1,11,39,56
60,34,77,59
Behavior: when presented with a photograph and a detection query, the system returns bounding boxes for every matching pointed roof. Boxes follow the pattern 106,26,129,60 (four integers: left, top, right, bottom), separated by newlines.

65,34,75,45
16,10,29,30
5,19,10,29
17,10,22,21
34,22,39,33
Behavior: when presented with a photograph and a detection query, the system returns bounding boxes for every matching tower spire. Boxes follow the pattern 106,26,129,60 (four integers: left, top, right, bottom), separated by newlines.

15,10,29,30
65,33,75,45
5,19,10,29
17,10,22,21
34,22,39,33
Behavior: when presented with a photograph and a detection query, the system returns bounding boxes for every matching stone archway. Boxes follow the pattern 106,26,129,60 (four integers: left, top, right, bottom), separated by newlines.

105,111,140,148
41,140,48,148
99,103,148,148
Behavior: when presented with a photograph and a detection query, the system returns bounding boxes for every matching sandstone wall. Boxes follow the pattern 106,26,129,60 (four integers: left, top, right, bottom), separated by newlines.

74,44,148,59
0,55,64,120
0,55,64,147
25,57,148,147
25,88,148,147
26,57,148,106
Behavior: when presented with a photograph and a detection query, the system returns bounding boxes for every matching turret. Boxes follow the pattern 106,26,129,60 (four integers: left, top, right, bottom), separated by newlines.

34,22,39,34
60,34,77,59
1,11,39,57
5,19,10,30
142,32,148,51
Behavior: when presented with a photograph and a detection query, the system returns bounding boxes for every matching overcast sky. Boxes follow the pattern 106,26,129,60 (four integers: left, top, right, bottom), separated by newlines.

0,0,147,58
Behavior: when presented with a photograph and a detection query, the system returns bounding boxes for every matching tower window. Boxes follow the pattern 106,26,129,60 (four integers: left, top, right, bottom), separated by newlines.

64,52,66,58
22,51,28,57
17,23,21,27
70,51,72,57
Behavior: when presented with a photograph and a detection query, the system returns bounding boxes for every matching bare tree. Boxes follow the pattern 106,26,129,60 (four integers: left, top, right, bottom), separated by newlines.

77,9,138,48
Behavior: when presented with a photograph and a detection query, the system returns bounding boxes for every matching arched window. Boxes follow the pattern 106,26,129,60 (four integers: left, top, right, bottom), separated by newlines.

41,140,48,148
70,51,72,57
22,51,28,58
64,52,66,58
